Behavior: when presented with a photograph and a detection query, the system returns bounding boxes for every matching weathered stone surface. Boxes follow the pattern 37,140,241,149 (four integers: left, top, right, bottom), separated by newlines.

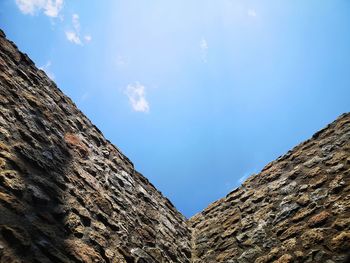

301,228,324,248
273,254,293,263
190,112,350,262
0,29,191,263
330,231,350,251
308,210,330,227
1,28,350,262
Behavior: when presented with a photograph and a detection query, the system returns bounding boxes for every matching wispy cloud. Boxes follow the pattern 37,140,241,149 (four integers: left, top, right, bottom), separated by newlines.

39,60,55,80
72,13,80,31
199,38,208,62
15,0,63,17
247,9,257,17
84,35,92,42
65,31,81,45
238,169,258,184
65,13,91,45
125,83,150,113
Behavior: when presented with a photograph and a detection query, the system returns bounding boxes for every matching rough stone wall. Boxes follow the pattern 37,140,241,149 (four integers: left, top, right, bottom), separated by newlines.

0,30,191,263
189,113,350,263
1,28,349,263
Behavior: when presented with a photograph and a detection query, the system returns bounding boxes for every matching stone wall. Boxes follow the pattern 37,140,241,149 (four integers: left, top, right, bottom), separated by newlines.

189,113,350,263
0,28,349,263
0,29,191,263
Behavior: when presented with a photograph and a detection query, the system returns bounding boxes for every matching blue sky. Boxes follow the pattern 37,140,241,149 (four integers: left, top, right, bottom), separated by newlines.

1,0,349,217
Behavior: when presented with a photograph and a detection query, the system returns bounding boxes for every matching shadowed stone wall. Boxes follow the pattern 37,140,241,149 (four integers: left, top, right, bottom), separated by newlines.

0,29,349,263
0,29,191,263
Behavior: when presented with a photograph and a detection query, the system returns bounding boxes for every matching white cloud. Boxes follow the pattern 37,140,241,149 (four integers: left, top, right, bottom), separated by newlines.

72,13,80,31
65,14,92,45
200,38,208,62
200,38,208,51
248,9,257,17
15,0,63,17
65,14,81,45
39,60,55,80
44,0,63,17
65,30,82,45
84,35,92,42
125,83,150,113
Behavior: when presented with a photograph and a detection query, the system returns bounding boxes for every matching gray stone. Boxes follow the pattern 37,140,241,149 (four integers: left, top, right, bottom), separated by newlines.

274,203,300,223
310,189,328,202
304,156,323,168
280,181,297,195
327,163,344,173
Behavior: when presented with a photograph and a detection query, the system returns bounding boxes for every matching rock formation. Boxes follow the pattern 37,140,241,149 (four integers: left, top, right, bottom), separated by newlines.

0,29,349,262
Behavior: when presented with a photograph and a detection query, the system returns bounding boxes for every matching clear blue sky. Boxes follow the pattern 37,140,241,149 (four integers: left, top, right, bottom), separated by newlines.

1,0,349,217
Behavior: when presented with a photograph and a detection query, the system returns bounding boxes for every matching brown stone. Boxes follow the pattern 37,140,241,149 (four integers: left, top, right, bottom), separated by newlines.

0,170,25,196
329,174,346,193
254,248,279,263
0,142,10,152
0,157,6,168
296,194,310,206
273,254,293,263
332,200,350,215
221,226,239,238
292,206,316,222
65,239,103,262
330,231,350,251
301,229,324,248
215,248,240,262
332,217,350,230
64,133,89,158
279,224,304,240
281,238,297,251
326,151,348,165
309,175,327,188
252,188,267,203
294,250,304,259
222,213,240,229
308,211,330,227
306,166,322,177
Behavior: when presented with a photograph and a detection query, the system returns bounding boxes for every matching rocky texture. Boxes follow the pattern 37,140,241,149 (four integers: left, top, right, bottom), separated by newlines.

189,113,350,263
0,29,349,263
0,30,191,263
